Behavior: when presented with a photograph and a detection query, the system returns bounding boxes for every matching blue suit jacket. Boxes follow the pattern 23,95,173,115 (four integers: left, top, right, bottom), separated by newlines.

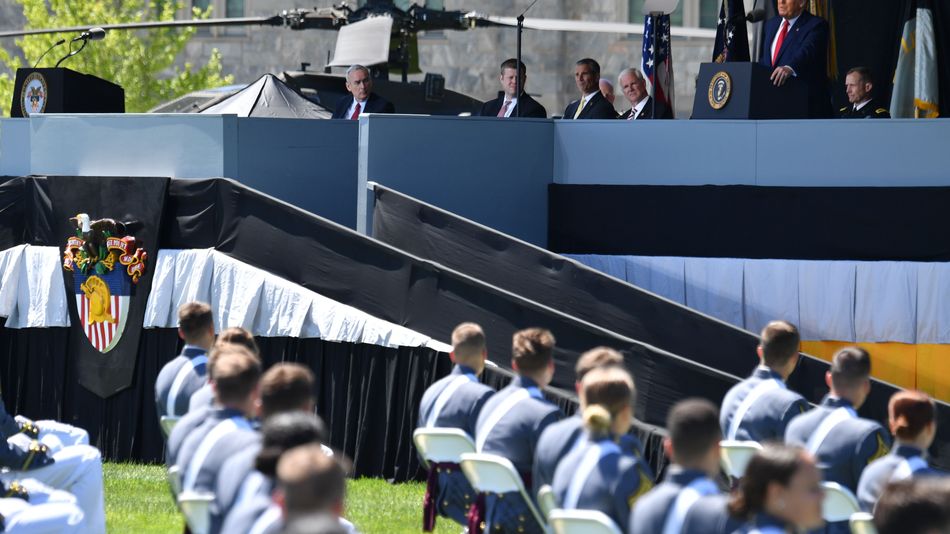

758,11,831,118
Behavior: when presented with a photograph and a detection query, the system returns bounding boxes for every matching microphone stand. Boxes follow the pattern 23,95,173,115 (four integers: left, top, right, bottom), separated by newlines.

514,0,539,118
55,36,90,68
33,39,65,68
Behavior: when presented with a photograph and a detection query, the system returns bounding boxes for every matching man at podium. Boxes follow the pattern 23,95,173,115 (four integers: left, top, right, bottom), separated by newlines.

759,0,832,118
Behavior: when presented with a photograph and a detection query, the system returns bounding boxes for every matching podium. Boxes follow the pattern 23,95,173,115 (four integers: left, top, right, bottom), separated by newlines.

10,68,124,118
691,62,807,119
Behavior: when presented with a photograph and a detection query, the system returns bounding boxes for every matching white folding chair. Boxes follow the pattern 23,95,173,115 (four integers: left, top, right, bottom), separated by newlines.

537,484,557,521
548,509,623,534
821,481,861,522
160,416,180,439
459,452,546,530
849,512,877,534
719,440,763,479
166,465,182,498
178,490,215,534
412,428,476,469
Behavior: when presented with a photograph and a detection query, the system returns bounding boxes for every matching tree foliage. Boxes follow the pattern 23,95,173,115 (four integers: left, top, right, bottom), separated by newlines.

0,0,233,115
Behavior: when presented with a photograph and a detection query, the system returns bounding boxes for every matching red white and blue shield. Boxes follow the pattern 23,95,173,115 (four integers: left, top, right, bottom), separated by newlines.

73,268,131,353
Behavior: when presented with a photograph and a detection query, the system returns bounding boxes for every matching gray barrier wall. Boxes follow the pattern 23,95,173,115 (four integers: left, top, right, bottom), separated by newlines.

0,119,30,177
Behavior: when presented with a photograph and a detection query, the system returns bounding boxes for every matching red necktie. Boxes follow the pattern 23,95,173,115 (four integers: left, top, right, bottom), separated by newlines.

497,100,511,118
772,20,789,67
350,102,361,120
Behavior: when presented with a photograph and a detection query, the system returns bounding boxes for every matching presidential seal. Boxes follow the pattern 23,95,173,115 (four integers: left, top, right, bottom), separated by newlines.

63,213,147,353
708,71,732,110
20,72,48,117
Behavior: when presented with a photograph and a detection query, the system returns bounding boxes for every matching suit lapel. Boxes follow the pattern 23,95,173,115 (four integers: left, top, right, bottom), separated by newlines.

776,12,811,66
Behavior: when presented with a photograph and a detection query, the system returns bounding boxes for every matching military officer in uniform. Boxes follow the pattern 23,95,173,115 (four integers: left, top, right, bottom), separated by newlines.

156,301,215,419
839,67,890,118
857,390,943,512
552,366,653,529
416,323,495,527
533,347,646,495
629,399,733,534
720,320,811,444
473,328,562,534
786,347,891,533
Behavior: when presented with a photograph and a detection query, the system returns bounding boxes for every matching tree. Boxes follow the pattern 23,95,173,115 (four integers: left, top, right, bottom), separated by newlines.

0,0,233,115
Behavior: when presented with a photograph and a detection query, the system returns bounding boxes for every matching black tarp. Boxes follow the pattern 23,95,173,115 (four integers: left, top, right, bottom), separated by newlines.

548,184,950,261
369,183,950,470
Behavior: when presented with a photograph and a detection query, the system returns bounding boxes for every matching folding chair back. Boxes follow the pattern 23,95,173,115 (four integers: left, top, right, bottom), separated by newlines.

821,482,860,522
537,484,557,520
459,452,546,529
549,509,623,534
160,416,180,439
849,512,877,534
178,490,215,534
167,465,182,497
719,440,763,479
412,428,476,467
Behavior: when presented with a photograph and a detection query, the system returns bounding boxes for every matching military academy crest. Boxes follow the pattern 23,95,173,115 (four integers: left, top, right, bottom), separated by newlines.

62,213,147,353
20,72,48,117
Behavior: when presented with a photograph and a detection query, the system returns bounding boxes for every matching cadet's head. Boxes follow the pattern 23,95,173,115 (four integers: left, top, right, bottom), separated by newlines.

177,301,214,347
889,390,937,449
345,64,373,102
211,346,262,415
574,58,601,94
208,341,262,381
664,398,721,476
845,67,874,104
776,0,806,19
217,327,259,356
580,366,635,437
729,444,824,531
757,320,801,379
451,322,488,375
511,328,556,387
574,347,624,393
276,444,347,519
260,363,316,419
599,79,615,104
255,412,328,478
827,346,872,409
874,478,950,534
499,58,527,98
618,68,647,106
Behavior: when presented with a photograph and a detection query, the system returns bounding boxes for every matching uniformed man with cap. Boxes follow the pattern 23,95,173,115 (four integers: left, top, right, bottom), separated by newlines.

156,301,215,419
472,327,562,534
785,346,891,533
720,320,811,444
533,347,647,496
417,322,495,528
839,67,890,118
630,399,740,534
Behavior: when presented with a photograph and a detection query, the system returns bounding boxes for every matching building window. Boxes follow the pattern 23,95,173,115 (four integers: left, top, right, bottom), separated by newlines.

699,0,721,28
225,0,244,18
189,0,246,36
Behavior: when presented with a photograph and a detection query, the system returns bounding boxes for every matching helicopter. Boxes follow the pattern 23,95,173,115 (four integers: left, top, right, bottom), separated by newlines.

1,0,719,116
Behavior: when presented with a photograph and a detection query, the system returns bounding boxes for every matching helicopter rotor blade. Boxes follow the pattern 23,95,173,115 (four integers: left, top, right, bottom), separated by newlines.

464,12,717,39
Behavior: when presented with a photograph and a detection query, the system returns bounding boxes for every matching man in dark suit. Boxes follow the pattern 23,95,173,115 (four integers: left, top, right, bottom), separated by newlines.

617,68,671,120
479,59,547,118
839,67,890,118
563,58,617,119
758,0,831,118
331,64,395,119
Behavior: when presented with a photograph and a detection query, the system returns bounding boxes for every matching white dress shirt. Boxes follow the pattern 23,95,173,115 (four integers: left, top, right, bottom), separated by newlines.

345,98,368,119
499,96,519,117
854,98,871,111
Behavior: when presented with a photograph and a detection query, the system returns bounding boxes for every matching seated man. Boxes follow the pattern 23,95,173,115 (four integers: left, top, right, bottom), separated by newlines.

156,301,215,419
563,58,617,119
189,327,259,412
720,320,811,443
617,68,670,120
473,327,562,534
175,346,261,500
331,64,395,120
0,495,85,534
478,59,547,118
630,399,739,534
839,67,890,118
417,322,495,527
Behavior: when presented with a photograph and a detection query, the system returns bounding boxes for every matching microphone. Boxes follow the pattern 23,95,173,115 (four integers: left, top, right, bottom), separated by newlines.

33,38,66,68
746,8,766,23
72,27,106,42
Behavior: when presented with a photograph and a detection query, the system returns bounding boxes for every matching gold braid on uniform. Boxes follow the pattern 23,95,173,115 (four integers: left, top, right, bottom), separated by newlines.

3,480,29,501
18,420,39,439
20,440,50,470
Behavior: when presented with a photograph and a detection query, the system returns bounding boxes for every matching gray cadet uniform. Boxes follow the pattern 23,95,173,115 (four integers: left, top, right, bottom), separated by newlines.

533,414,648,495
219,476,273,534
629,466,721,534
731,512,796,534
175,407,259,506
417,364,494,526
166,404,211,466
552,434,654,530
720,366,811,443
155,345,209,418
473,375,561,534
680,494,744,534
189,383,214,412
212,440,263,533
856,444,945,512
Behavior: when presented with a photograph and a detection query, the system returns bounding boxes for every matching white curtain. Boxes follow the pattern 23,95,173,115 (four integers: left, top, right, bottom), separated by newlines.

0,245,70,328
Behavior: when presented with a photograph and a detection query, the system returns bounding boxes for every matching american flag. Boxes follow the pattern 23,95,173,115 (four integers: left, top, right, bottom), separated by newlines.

641,14,675,117
713,0,750,62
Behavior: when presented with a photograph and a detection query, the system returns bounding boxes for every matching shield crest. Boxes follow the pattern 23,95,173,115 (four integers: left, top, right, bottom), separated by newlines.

74,269,131,353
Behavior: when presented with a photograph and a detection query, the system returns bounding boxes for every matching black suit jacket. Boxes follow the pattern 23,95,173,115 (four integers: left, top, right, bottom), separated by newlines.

618,97,671,120
331,93,395,119
563,91,617,119
479,92,547,118
758,11,831,118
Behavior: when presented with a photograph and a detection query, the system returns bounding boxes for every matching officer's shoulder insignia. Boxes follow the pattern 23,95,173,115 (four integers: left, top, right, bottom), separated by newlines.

868,432,890,464
839,106,848,112
875,108,888,114
628,468,654,507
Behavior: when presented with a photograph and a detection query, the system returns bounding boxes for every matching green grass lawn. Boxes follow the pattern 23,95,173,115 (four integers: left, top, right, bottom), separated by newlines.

104,463,458,533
